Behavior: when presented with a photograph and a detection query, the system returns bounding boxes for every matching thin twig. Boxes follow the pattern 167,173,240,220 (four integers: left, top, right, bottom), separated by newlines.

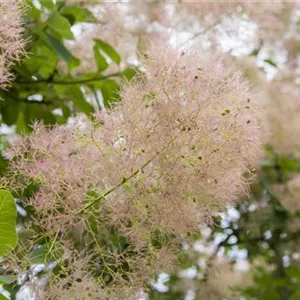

181,21,220,47
75,137,174,215
15,72,121,85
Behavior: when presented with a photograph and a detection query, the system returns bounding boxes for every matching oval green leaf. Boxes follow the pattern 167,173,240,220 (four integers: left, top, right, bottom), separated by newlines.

94,39,121,65
0,190,17,257
60,5,97,24
47,11,74,40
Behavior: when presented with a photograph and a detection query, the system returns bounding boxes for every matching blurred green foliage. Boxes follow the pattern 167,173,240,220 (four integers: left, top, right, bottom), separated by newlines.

0,0,135,135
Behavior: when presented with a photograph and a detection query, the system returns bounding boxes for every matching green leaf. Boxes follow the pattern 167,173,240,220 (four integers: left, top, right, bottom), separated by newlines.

47,11,74,40
0,275,14,285
72,87,94,114
25,103,56,126
0,294,9,300
101,79,120,109
53,103,71,124
28,243,63,264
53,0,65,6
94,39,121,64
22,41,58,78
60,5,97,24
93,45,108,72
250,48,260,57
35,29,79,69
122,67,138,82
16,110,31,135
264,59,277,67
55,85,94,115
0,99,20,126
40,0,55,9
0,190,17,257
278,156,300,173
26,1,41,20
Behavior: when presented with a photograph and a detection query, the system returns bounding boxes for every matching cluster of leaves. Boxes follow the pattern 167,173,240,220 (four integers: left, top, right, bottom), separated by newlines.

0,190,17,300
0,0,136,135
0,190,17,258
0,0,138,176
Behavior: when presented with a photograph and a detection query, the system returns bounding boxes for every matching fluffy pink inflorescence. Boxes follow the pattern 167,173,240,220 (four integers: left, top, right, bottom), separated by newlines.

8,43,261,297
178,1,294,39
68,1,298,79
10,43,260,235
274,175,300,212
264,82,300,158
0,0,25,89
99,44,261,237
0,0,24,88
95,1,296,51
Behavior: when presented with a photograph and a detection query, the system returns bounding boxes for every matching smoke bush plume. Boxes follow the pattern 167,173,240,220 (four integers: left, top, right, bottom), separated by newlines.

0,0,25,89
6,43,261,298
178,1,294,40
265,82,300,158
274,175,300,212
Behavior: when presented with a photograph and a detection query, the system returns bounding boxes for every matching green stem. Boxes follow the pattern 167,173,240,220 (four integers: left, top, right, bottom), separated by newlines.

76,135,178,215
180,20,220,46
76,154,157,215
15,72,121,85
76,92,204,215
